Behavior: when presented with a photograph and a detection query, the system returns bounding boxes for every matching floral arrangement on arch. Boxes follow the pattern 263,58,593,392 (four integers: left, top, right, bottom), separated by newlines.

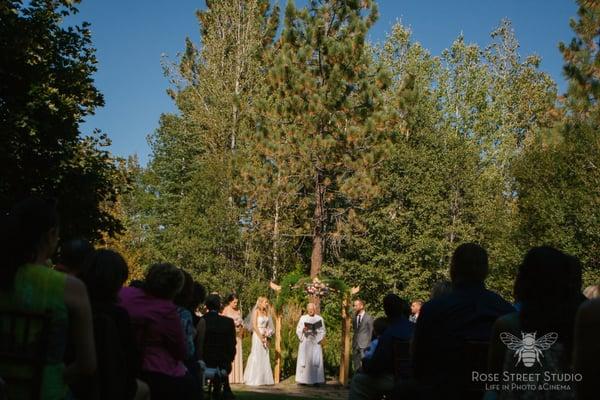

304,277,335,298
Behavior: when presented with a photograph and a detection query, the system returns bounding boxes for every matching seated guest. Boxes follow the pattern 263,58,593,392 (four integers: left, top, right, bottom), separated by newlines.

488,247,585,400
0,198,96,400
430,279,452,299
412,243,514,400
54,238,94,276
79,249,149,400
198,294,237,400
119,263,200,400
173,270,204,395
574,299,600,400
174,270,197,363
348,294,413,400
363,317,390,360
191,281,207,325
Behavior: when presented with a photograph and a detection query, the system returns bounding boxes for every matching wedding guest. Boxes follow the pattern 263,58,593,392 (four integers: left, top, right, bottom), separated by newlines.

54,238,93,276
363,317,390,360
349,294,412,400
412,243,514,400
0,198,96,400
574,299,600,400
174,270,197,362
199,294,236,400
352,299,373,372
430,279,452,299
409,299,423,323
582,285,599,299
488,247,585,400
295,303,326,385
222,294,244,384
79,249,149,400
119,263,200,400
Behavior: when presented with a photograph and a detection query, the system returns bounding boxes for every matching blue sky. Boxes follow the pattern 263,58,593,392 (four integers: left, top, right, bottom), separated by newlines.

70,0,578,165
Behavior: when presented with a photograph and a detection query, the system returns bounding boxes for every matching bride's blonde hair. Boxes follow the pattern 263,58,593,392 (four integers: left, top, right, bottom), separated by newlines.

255,296,270,314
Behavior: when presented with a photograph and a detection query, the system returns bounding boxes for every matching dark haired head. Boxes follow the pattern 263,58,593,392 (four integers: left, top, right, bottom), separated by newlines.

80,249,129,303
191,282,207,311
174,269,194,309
129,279,144,288
450,243,488,284
205,294,221,311
383,293,405,319
430,279,452,299
373,317,390,337
225,293,238,305
517,247,582,360
1,197,59,290
56,238,94,276
144,263,184,300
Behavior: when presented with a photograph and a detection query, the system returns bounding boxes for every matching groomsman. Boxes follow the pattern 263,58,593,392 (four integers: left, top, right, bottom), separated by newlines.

352,299,374,372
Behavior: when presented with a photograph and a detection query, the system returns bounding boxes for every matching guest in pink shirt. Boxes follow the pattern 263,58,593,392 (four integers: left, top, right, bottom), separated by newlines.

119,263,201,400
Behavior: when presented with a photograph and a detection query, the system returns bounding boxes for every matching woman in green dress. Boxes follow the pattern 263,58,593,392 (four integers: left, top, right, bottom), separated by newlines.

0,198,96,400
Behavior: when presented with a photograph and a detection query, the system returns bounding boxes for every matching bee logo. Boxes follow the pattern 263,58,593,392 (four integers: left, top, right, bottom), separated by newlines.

500,332,558,367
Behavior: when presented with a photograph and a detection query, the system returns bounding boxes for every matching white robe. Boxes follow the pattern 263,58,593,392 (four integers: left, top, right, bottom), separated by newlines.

295,314,325,384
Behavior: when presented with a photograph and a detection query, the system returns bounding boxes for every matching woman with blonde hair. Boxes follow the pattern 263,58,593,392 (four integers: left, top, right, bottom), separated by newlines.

242,296,274,385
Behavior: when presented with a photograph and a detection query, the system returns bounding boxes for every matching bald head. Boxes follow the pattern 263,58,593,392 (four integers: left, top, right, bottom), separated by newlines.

307,303,316,316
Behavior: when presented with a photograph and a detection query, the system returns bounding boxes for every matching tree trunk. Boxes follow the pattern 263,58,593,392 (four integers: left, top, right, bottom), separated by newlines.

310,175,324,279
271,171,281,281
310,175,324,310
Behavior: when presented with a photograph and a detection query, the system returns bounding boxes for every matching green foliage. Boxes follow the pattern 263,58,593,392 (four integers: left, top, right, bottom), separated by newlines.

0,0,122,240
114,2,600,343
513,0,600,285
329,20,557,304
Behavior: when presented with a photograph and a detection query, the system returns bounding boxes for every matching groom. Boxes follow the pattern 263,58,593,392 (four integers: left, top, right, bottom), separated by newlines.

352,299,374,372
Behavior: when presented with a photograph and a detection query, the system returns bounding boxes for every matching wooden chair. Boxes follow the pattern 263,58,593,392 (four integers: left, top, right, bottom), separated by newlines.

0,309,51,400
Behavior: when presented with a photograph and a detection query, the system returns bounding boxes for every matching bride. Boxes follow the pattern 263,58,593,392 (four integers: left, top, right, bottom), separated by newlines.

243,296,275,386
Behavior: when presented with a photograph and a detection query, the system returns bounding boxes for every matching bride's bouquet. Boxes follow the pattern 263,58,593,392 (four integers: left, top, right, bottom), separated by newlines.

261,327,274,348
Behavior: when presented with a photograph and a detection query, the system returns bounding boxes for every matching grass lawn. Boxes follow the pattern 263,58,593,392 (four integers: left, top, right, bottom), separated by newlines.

232,393,316,400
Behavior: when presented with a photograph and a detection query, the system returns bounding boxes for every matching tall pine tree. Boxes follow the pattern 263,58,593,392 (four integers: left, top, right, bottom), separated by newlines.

256,0,390,278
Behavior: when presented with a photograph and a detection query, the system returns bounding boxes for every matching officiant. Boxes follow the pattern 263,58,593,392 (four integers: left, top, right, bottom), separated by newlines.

295,302,326,385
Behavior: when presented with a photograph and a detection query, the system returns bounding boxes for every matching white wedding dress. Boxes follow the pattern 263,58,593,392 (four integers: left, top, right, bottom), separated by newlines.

243,315,275,385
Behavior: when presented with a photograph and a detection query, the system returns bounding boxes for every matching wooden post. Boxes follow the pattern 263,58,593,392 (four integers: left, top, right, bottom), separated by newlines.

269,282,282,384
340,286,360,385
339,294,352,385
274,311,282,383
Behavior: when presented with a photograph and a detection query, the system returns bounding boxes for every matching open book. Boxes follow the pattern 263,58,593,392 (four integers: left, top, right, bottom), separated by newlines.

304,319,323,334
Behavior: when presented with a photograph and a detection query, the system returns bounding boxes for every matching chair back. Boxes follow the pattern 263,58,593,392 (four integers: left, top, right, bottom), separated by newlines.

0,309,51,400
